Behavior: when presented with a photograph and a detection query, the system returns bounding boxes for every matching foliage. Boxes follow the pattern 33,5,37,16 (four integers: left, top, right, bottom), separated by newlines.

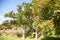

1,0,60,40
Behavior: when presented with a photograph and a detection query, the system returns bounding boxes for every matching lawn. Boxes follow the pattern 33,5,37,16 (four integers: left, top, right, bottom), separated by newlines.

0,35,59,40
0,35,42,40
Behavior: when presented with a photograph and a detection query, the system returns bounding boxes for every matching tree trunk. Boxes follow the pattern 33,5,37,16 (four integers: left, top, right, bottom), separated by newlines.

35,28,38,39
22,25,25,40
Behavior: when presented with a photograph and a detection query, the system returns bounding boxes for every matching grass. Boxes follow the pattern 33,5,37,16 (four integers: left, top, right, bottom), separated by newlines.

0,35,58,40
0,35,42,40
0,35,22,40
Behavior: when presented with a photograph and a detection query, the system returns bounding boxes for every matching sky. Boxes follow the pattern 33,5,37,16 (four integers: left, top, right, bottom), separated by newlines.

0,0,32,24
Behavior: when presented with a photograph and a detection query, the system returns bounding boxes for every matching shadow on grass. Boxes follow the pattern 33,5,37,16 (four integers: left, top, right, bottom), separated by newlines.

42,36,60,40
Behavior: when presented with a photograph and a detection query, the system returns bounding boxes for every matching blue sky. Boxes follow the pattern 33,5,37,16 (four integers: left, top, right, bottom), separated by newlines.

0,0,32,24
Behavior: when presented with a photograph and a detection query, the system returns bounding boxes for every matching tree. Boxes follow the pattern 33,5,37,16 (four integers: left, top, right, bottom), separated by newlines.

1,20,12,29
32,0,55,39
4,0,60,39
4,2,32,40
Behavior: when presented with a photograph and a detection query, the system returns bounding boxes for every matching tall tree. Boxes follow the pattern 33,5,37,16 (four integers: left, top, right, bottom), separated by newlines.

4,2,32,40
32,0,55,39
